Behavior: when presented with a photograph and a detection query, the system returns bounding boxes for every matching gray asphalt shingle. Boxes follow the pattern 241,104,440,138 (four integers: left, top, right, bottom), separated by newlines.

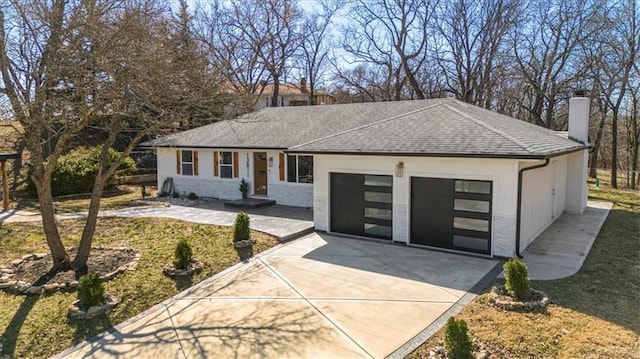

142,99,585,158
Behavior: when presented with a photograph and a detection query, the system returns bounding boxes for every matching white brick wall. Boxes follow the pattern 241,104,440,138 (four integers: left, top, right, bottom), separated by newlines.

519,156,568,249
156,147,313,206
313,154,519,257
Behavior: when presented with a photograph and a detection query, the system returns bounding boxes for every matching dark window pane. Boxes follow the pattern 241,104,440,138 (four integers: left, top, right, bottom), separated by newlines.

364,207,392,220
181,150,192,163
364,191,392,203
220,165,232,178
221,152,232,164
453,235,488,251
298,156,313,183
287,155,296,182
364,175,392,187
364,223,392,238
453,217,489,232
182,164,193,176
455,180,491,194
454,199,490,213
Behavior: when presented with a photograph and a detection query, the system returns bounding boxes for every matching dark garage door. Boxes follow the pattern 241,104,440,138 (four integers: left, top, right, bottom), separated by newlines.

411,177,492,254
330,173,393,240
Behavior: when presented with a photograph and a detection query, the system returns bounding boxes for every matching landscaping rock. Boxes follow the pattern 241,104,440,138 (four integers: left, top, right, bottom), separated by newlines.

162,259,204,277
487,285,549,312
27,286,43,295
68,293,120,320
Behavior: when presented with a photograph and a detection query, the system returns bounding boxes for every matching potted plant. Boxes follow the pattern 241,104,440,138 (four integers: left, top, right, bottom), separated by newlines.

232,211,255,248
239,178,249,199
163,239,203,277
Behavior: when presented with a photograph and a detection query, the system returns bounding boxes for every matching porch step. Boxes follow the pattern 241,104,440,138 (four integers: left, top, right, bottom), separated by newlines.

223,198,276,209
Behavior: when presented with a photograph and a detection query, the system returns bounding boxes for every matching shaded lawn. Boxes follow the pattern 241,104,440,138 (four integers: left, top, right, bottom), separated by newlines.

15,186,157,214
0,217,278,358
408,187,640,358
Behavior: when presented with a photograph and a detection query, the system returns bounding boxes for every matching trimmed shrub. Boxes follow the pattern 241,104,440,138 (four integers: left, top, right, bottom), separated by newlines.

444,316,473,359
239,178,249,199
172,191,181,198
78,273,106,308
174,239,193,269
187,192,198,200
158,191,168,198
233,211,251,242
26,146,136,197
504,259,531,300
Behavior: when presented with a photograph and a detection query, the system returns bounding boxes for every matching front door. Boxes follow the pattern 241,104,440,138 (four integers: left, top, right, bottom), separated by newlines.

253,152,268,196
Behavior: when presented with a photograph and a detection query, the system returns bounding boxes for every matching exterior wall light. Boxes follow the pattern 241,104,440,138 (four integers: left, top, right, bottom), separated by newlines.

395,161,404,177
268,157,274,167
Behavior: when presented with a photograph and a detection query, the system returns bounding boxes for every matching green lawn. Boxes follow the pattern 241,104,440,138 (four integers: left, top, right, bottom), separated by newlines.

408,186,640,358
0,217,278,358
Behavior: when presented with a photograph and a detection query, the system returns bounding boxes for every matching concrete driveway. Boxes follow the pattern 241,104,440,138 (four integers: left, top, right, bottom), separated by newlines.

58,233,499,359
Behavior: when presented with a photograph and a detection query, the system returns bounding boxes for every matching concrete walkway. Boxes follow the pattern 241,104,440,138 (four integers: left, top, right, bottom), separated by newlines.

0,202,313,240
521,200,613,280
55,233,500,359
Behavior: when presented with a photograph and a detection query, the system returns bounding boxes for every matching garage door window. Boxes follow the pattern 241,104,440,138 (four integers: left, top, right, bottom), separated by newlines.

330,173,393,240
411,177,492,255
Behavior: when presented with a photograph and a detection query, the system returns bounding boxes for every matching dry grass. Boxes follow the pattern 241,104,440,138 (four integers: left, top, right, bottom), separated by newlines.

0,217,279,358
408,186,640,359
15,185,158,213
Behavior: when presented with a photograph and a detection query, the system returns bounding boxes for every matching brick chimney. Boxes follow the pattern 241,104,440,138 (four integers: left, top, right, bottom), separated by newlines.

565,91,590,214
300,77,308,93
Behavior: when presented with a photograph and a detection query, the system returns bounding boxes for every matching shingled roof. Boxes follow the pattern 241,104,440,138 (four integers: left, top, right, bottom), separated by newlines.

142,99,585,159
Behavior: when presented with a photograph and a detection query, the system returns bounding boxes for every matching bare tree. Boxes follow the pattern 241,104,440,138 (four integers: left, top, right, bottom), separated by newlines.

297,0,342,105
512,0,603,129
194,1,269,116
433,0,520,108
589,0,639,188
0,0,223,271
340,0,437,101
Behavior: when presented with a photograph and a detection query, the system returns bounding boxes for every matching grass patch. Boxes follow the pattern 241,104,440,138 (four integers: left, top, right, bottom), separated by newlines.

408,186,640,358
0,217,278,358
15,186,157,213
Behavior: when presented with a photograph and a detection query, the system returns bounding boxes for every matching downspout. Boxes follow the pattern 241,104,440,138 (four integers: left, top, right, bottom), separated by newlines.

515,158,550,258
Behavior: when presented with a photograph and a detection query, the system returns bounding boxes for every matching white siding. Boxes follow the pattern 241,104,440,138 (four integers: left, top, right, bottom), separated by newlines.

519,156,568,249
156,148,313,206
313,155,519,258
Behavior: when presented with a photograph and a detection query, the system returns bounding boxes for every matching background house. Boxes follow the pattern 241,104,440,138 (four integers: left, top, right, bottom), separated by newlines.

255,78,336,110
143,97,589,259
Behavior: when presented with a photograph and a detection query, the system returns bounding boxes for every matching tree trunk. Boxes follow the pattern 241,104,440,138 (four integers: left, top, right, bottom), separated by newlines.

34,174,70,270
271,77,280,107
612,109,619,188
72,180,106,272
589,114,607,178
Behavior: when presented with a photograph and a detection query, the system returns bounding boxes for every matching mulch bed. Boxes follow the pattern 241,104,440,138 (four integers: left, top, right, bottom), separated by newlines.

11,248,137,285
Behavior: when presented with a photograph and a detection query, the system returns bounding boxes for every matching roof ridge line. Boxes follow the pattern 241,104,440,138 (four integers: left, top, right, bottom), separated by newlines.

289,102,444,150
442,103,535,153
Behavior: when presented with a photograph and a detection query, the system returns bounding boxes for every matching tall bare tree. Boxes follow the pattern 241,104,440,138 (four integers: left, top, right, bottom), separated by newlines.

0,0,223,271
297,0,342,104
340,0,437,101
433,0,520,108
512,0,603,129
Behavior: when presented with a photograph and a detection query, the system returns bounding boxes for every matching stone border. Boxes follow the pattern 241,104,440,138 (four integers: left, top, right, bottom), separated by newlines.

232,239,256,248
487,285,550,312
162,259,204,277
0,247,141,295
68,293,120,320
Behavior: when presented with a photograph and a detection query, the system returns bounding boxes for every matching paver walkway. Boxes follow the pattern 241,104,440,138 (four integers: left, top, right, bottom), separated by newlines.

521,200,612,280
55,233,500,359
0,201,313,240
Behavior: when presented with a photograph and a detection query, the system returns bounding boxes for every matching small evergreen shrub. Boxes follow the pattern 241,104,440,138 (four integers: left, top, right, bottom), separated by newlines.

444,316,473,359
78,273,106,308
187,192,198,200
158,191,168,198
26,146,136,197
174,239,193,269
239,178,249,199
233,211,251,242
504,259,531,300
172,191,181,198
